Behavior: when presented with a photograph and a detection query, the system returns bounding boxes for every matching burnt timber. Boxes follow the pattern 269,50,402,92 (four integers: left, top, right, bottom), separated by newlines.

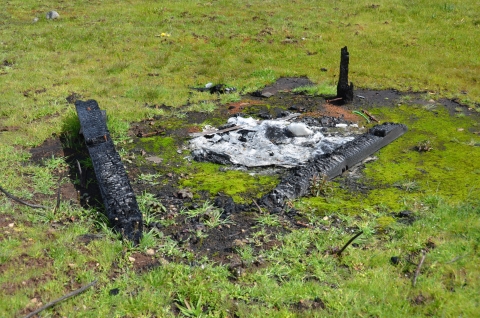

336,46,354,103
75,100,143,244
259,123,408,210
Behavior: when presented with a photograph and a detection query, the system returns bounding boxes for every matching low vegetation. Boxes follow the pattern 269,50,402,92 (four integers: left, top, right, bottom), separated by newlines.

1,0,479,317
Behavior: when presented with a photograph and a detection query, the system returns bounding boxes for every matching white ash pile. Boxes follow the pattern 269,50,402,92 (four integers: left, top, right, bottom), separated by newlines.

189,115,364,168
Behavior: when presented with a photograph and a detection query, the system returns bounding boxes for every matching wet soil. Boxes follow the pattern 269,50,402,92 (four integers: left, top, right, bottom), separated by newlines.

26,78,480,270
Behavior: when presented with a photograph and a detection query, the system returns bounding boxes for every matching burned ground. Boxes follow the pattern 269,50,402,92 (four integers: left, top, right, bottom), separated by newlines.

26,78,479,272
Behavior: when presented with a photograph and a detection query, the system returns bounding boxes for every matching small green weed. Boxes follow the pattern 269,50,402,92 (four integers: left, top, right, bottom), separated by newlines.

138,229,158,251
181,201,232,228
137,191,166,226
136,173,162,185
310,174,333,197
175,294,205,318
43,155,68,172
394,180,421,192
254,213,280,227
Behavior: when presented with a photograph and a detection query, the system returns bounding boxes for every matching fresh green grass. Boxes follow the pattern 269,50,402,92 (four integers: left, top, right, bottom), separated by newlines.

1,0,480,317
180,200,233,229
1,0,480,147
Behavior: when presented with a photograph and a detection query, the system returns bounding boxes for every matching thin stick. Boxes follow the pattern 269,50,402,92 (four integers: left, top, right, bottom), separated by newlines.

136,130,164,138
336,231,363,256
362,109,379,123
446,254,467,264
76,160,86,188
0,185,47,209
252,200,263,214
23,280,98,318
326,97,343,103
412,250,427,287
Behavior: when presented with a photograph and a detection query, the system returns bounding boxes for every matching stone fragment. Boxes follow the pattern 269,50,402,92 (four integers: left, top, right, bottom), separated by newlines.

46,11,60,20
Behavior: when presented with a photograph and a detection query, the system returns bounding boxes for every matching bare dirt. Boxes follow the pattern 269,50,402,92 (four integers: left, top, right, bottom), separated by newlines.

25,77,479,272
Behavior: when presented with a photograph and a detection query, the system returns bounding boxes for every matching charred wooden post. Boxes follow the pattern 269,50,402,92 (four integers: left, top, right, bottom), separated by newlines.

75,100,142,244
336,46,354,103
259,123,407,210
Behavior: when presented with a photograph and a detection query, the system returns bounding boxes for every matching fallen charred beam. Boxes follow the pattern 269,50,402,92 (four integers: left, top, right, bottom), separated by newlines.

75,100,142,244
336,46,354,103
259,123,407,209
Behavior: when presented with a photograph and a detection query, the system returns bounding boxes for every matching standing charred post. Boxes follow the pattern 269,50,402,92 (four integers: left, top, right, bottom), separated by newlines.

75,100,143,244
336,46,354,103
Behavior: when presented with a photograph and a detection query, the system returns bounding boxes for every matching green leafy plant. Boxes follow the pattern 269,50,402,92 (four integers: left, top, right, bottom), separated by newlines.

175,294,205,317
181,201,232,228
137,173,162,185
254,213,280,227
137,191,166,226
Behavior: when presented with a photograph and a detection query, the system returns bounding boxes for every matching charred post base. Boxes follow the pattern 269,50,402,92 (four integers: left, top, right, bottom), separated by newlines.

75,100,143,244
259,123,407,210
336,46,354,103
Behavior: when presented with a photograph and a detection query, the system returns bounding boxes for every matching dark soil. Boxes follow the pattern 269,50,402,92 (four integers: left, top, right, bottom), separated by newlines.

26,77,479,270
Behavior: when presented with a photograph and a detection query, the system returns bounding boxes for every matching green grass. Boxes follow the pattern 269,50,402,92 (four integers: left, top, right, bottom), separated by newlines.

1,0,480,317
1,0,480,147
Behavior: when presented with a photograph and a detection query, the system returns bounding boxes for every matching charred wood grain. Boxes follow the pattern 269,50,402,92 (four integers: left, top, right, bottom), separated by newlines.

75,100,142,244
259,123,407,209
336,46,354,103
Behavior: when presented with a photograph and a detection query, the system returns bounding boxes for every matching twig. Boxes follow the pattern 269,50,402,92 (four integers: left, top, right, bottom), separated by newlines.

76,160,86,188
136,130,164,138
0,185,47,209
362,109,379,123
336,231,363,256
326,97,343,103
252,200,263,214
23,280,98,318
446,254,467,264
412,250,427,287
352,110,370,123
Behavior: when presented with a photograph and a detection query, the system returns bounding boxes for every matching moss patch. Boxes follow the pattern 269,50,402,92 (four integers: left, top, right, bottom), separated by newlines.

180,162,278,203
298,104,479,213
365,104,479,204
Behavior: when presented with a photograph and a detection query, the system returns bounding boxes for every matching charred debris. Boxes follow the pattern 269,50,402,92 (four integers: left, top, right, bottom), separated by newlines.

72,48,406,242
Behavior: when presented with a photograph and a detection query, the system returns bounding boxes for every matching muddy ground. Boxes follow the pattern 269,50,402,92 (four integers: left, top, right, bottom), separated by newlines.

28,77,478,271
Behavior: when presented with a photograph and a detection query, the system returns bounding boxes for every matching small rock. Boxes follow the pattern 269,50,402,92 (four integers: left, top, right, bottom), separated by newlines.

33,17,39,23
8,223,14,228
146,249,155,256
46,11,60,20
205,83,213,88
261,92,273,98
128,256,135,262
428,99,435,103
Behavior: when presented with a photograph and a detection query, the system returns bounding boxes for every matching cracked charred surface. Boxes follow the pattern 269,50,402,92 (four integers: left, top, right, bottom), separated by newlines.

258,123,407,210
75,100,143,244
